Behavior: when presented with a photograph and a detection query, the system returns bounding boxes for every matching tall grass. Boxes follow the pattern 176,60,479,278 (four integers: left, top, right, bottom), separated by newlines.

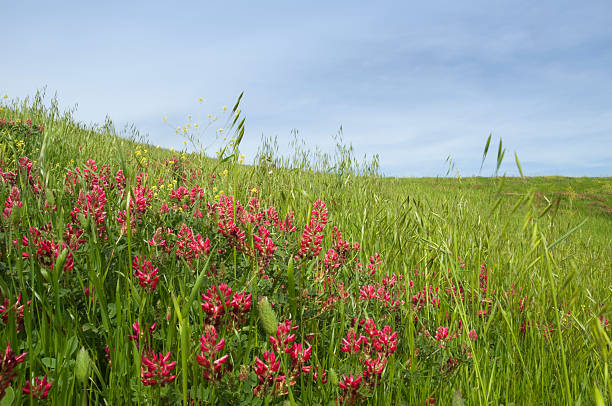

0,91,610,405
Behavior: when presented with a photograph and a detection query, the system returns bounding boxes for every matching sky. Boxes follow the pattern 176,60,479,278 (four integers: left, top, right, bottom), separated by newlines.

2,1,612,177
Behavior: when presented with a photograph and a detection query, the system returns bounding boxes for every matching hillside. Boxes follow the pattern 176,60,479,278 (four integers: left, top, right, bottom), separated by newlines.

0,94,610,405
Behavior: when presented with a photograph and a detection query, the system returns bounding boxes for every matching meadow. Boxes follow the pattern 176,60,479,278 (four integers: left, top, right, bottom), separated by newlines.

0,92,610,405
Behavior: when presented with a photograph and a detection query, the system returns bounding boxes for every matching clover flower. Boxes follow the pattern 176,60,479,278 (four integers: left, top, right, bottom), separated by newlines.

340,330,367,354
196,326,230,381
132,255,159,292
140,351,177,387
253,351,285,397
22,375,53,400
0,342,27,400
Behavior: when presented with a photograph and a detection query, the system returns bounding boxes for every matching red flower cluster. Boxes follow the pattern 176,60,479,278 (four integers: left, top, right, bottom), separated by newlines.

128,321,157,351
479,263,488,295
445,282,465,304
359,273,406,310
116,185,153,233
147,227,175,255
22,375,53,399
601,315,610,329
140,351,177,386
22,227,74,273
367,253,382,276
64,159,121,195
196,325,230,381
176,224,210,266
253,225,277,268
254,320,314,397
427,324,465,349
0,342,27,400
70,184,108,240
167,184,206,217
264,205,297,233
338,373,363,405
338,319,398,404
200,283,252,328
18,157,44,196
1,159,45,223
435,326,449,342
297,200,328,260
215,195,248,251
269,320,299,354
412,285,441,311
208,194,297,273
2,186,22,220
253,350,284,396
0,117,44,133
0,294,29,332
132,256,160,291
341,329,367,354
321,227,360,276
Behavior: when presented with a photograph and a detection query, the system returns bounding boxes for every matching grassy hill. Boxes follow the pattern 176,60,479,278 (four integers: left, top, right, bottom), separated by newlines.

0,93,610,405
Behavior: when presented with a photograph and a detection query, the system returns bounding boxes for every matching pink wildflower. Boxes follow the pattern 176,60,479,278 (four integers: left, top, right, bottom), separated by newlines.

0,342,27,399
132,255,159,291
140,351,177,386
22,376,53,399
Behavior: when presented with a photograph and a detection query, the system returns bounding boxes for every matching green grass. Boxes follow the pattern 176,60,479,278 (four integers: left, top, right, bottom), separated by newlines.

0,91,610,405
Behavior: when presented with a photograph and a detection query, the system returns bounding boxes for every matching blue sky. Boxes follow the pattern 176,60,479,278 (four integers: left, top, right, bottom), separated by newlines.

3,1,612,176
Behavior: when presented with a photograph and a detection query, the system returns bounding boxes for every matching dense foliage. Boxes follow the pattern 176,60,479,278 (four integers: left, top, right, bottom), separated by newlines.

0,93,610,405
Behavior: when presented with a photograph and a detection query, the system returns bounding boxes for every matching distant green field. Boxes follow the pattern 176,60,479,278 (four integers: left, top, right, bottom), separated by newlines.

0,93,610,405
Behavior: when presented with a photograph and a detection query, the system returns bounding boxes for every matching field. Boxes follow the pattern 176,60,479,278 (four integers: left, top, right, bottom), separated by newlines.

0,93,610,405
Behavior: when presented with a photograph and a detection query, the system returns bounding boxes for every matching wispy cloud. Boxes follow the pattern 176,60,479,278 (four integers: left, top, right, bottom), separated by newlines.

2,0,611,176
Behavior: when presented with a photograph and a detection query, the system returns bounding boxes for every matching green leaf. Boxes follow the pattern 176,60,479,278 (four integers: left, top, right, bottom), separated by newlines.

593,385,604,406
547,219,588,250
182,252,213,316
0,386,15,406
41,357,57,368
232,92,244,112
514,152,524,178
480,133,492,172
495,138,506,176
287,257,297,318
